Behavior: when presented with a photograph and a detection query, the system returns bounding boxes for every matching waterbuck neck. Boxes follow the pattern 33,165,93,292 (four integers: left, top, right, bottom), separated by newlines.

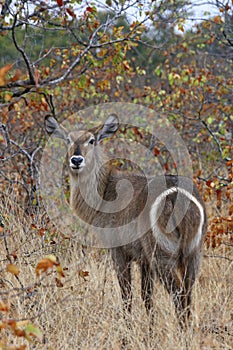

69,157,111,224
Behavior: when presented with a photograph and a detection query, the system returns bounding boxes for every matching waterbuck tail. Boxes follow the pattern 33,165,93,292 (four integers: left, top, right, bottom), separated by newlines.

150,187,205,256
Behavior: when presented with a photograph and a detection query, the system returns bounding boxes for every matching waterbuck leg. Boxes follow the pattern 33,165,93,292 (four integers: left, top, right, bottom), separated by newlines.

155,261,188,326
166,273,185,325
118,263,132,313
180,253,201,325
111,249,132,314
141,261,154,315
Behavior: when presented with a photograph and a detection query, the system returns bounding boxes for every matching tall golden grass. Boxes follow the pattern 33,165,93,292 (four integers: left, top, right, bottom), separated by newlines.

0,192,232,350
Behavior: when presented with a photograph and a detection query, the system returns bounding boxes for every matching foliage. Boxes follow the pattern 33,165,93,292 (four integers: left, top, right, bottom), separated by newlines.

0,0,232,347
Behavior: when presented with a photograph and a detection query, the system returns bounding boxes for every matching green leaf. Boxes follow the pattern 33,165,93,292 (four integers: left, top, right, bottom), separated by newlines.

25,324,42,342
154,66,161,76
78,75,87,89
168,73,174,85
207,116,213,125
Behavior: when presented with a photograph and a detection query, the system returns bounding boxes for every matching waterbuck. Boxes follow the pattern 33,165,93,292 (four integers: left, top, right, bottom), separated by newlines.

45,114,207,326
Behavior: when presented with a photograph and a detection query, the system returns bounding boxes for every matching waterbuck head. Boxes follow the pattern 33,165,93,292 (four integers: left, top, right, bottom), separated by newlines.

45,114,119,176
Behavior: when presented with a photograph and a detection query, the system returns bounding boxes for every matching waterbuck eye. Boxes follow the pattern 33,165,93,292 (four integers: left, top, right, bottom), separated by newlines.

67,136,72,144
88,138,95,145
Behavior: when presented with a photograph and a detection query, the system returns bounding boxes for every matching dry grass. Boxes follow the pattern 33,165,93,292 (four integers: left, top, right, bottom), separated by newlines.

0,194,232,350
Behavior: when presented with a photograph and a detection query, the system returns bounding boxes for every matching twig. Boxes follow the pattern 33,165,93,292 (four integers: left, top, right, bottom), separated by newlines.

203,254,233,262
2,225,24,289
0,170,29,195
197,103,223,158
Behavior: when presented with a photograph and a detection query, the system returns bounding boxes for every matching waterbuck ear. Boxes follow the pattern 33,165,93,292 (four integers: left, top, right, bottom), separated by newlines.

45,116,68,141
97,114,119,143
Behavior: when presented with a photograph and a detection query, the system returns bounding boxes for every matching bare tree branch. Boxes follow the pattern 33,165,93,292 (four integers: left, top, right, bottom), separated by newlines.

0,0,13,17
11,14,35,85
197,103,224,158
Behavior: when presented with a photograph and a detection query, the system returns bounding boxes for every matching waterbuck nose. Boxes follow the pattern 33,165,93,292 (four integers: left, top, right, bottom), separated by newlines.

70,156,84,169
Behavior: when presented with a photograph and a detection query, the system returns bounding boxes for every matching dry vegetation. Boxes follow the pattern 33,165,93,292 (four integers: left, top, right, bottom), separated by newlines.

0,191,232,350
0,1,232,348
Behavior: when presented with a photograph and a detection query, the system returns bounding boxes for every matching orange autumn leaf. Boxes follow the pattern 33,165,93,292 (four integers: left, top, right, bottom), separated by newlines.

37,228,46,237
123,60,130,71
36,259,53,275
4,93,12,101
0,63,12,86
34,68,39,87
35,255,58,276
6,264,20,276
14,328,26,337
0,301,9,312
213,15,222,24
56,265,65,278
10,69,21,82
0,322,7,330
226,159,233,166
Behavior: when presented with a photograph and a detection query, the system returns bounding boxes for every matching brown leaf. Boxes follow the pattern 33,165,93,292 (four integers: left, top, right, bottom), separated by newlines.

132,127,143,139
14,328,26,337
229,203,233,216
66,8,76,18
206,180,215,188
86,6,94,13
216,189,222,206
37,228,46,237
153,147,160,156
78,270,89,280
57,0,63,6
6,264,20,276
55,277,63,287
10,251,18,261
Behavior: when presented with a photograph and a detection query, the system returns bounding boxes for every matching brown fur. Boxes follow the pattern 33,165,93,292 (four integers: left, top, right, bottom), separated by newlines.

45,115,207,326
